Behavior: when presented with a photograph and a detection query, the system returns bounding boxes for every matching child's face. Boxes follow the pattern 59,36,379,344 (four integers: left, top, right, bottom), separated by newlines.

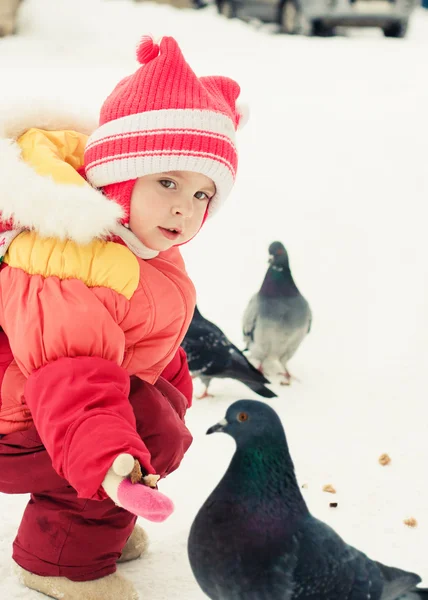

129,171,216,251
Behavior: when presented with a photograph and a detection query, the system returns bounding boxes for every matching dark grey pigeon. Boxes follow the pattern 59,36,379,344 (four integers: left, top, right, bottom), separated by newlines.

181,306,277,399
243,242,311,385
188,400,426,600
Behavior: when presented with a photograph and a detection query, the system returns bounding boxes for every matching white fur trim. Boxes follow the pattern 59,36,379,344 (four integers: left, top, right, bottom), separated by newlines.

0,103,130,244
0,229,24,262
85,109,237,150
0,138,124,244
0,100,98,140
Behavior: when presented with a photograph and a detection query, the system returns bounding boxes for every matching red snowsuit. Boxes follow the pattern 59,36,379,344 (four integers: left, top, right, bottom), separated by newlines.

0,128,196,580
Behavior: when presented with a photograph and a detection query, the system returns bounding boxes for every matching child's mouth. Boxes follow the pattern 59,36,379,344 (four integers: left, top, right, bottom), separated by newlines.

158,227,181,241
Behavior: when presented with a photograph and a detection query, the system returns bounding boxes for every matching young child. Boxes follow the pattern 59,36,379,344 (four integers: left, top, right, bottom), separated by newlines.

0,35,245,599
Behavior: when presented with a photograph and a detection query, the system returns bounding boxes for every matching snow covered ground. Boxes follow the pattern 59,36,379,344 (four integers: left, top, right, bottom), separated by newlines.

1,0,428,597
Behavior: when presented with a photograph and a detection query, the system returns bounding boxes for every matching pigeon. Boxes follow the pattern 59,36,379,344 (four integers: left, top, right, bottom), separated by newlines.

243,242,311,385
181,306,277,400
188,400,426,600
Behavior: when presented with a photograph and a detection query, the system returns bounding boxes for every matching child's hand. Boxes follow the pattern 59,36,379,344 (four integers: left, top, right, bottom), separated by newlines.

102,454,174,522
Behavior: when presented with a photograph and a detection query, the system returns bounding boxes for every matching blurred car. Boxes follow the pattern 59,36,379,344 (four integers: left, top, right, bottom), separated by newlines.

216,0,418,37
134,0,194,7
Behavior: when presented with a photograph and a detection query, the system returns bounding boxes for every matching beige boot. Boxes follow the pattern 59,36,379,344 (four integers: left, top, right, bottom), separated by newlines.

16,565,139,600
118,524,149,563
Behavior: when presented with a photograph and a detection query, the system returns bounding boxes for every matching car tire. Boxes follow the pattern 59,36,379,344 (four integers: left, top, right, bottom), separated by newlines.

383,20,408,37
217,0,237,17
311,18,335,36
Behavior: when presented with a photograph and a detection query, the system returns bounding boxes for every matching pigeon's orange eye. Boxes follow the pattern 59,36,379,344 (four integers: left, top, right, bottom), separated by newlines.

237,412,248,422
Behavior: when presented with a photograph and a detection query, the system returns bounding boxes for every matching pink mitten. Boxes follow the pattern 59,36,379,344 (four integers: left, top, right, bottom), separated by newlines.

117,479,173,522
102,454,174,522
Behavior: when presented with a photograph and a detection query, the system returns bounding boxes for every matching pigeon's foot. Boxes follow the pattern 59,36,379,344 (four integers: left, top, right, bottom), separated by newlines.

278,370,300,385
197,389,214,400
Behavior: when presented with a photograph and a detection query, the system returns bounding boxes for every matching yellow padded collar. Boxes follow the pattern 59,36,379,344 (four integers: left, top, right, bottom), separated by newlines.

4,231,139,300
18,128,88,186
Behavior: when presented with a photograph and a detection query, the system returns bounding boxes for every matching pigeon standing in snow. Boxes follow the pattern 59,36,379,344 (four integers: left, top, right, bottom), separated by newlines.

181,306,277,400
243,242,311,385
188,400,427,600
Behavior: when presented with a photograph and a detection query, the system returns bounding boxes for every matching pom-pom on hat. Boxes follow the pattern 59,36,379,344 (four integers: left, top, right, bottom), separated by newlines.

84,35,247,223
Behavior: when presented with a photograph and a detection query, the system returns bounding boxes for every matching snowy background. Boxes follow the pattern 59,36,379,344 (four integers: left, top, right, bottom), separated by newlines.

1,0,428,597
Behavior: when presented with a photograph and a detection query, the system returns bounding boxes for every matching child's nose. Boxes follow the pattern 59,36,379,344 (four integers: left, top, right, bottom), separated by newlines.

172,195,193,218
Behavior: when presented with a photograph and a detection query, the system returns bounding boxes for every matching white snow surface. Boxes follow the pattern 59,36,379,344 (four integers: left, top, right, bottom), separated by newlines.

1,0,428,597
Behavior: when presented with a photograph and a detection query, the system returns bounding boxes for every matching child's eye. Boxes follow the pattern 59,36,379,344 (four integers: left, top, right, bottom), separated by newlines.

194,191,210,201
160,180,176,189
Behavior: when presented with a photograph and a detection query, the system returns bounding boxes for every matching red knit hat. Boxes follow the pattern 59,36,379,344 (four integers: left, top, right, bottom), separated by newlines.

84,35,247,225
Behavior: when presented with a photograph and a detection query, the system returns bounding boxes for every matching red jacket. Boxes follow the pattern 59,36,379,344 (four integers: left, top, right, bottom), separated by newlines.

0,128,195,500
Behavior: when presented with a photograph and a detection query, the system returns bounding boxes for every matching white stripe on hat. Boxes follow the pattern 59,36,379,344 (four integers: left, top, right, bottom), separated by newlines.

86,109,237,151
86,149,236,180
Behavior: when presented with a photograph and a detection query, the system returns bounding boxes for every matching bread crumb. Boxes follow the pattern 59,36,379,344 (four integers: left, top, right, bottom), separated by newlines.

130,460,143,484
378,453,391,466
404,518,417,528
301,483,308,489
143,474,161,488
322,484,336,494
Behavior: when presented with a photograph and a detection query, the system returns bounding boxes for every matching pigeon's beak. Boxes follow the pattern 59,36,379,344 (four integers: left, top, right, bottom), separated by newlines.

268,256,274,265
206,418,228,435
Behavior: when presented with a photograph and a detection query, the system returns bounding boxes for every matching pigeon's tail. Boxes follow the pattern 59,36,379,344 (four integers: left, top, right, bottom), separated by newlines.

244,379,278,398
226,346,277,398
222,366,278,398
402,591,428,599
238,355,271,385
376,561,421,600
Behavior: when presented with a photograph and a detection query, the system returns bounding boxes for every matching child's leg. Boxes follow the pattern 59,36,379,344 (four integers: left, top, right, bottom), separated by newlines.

0,427,136,581
0,376,191,581
14,488,136,580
